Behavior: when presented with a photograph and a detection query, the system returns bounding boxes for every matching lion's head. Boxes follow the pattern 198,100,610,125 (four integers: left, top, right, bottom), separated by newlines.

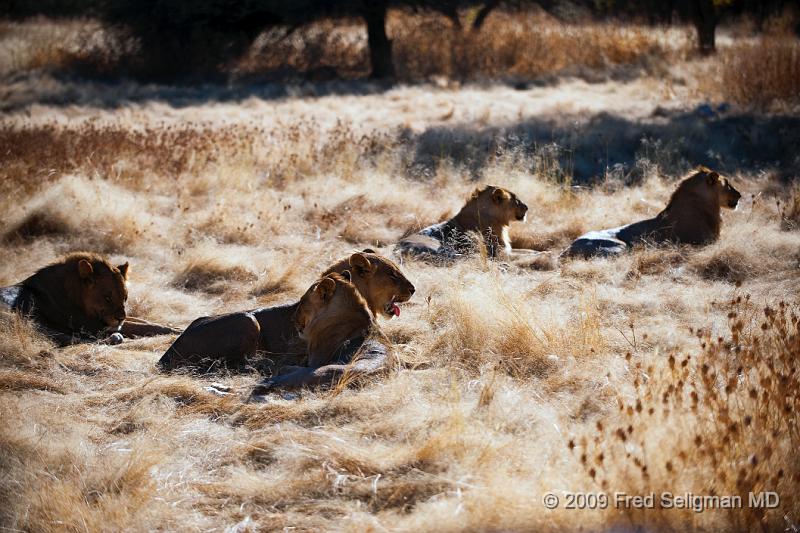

323,250,415,320
448,185,528,256
658,166,741,245
70,254,129,329
294,271,374,367
666,166,741,212
23,253,129,332
714,172,742,210
461,185,528,227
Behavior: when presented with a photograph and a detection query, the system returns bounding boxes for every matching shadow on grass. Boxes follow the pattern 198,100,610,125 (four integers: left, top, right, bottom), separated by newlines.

0,60,662,113
405,109,800,183
2,72,798,184
0,71,396,112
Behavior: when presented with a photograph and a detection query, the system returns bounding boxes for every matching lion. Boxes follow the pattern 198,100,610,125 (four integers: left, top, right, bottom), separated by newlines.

250,271,391,394
0,252,179,346
323,249,415,319
397,185,529,260
158,251,413,371
562,167,741,259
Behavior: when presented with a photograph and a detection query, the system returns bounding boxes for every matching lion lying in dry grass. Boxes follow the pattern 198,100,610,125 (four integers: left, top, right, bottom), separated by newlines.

158,251,413,373
250,271,392,394
397,185,529,260
562,167,742,259
0,252,178,345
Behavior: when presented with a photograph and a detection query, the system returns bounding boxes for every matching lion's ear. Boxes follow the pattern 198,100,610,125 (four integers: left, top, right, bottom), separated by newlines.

706,171,719,185
492,187,510,204
349,252,375,276
362,248,376,254
317,277,336,302
117,262,129,280
341,269,352,282
78,259,94,280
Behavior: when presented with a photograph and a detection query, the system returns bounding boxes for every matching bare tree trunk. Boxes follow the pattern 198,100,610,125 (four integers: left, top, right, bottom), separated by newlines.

690,0,718,55
472,0,500,31
364,2,394,79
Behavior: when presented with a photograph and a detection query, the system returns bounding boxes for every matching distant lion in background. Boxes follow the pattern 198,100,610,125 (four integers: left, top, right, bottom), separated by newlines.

562,166,741,259
397,185,529,260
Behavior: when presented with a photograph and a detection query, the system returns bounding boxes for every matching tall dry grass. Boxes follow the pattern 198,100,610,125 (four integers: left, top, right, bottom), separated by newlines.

2,109,798,530
572,298,800,532
390,10,685,82
714,36,800,110
1,17,800,531
3,9,689,84
4,10,798,112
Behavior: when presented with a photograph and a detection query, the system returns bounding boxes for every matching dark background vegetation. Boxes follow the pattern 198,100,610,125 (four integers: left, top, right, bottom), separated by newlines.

2,0,798,82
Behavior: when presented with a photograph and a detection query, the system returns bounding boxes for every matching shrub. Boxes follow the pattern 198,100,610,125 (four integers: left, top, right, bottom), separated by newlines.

572,297,800,531
717,37,800,110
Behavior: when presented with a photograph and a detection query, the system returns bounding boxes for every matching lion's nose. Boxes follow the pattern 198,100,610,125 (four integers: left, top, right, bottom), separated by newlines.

407,284,416,295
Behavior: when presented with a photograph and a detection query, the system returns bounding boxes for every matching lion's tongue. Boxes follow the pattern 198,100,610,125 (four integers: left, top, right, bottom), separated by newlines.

391,303,400,317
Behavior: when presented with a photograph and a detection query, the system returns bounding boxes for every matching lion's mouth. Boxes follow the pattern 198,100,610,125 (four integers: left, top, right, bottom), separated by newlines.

385,299,400,318
104,316,124,328
384,295,410,318
516,209,528,221
728,198,740,209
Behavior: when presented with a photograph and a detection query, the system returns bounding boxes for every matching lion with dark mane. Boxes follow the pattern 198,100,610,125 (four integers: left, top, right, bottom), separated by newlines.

562,167,741,259
0,252,178,345
397,185,529,260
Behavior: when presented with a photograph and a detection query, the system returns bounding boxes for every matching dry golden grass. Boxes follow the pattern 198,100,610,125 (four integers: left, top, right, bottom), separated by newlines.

0,10,688,85
2,111,797,530
1,15,800,533
714,36,800,110
390,10,686,82
572,298,800,531
3,9,799,112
